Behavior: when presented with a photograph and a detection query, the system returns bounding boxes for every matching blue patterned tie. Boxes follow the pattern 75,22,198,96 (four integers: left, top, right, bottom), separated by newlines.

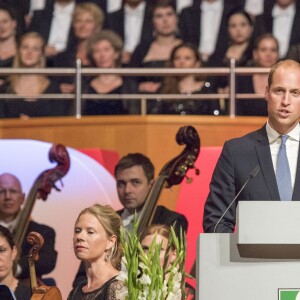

276,135,293,201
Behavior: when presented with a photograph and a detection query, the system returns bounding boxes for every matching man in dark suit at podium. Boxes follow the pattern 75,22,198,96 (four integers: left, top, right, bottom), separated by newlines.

203,59,300,233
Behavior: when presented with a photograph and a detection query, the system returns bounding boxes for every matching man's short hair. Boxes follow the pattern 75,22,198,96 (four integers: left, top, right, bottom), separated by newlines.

268,59,300,87
114,153,155,182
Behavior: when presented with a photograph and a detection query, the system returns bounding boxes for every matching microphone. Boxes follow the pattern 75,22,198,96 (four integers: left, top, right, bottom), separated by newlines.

213,165,260,233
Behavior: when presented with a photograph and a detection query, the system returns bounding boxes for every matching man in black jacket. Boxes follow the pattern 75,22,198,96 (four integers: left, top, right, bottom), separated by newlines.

115,153,188,235
0,173,57,281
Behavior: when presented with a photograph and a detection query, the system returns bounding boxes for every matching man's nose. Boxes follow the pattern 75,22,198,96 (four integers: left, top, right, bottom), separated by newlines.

282,92,291,105
4,190,11,198
124,183,133,193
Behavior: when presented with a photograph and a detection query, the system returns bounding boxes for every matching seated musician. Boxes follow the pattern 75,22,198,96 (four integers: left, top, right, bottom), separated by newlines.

0,225,31,299
0,173,57,283
73,152,188,286
114,153,188,235
68,204,124,299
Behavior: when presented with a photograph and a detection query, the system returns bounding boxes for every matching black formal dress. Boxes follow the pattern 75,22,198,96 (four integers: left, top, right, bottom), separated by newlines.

157,81,221,115
83,83,128,115
68,276,124,300
0,80,72,118
235,75,268,116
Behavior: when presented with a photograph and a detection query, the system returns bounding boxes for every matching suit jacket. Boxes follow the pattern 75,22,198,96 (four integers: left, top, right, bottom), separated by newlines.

253,4,300,57
104,3,153,50
28,1,74,50
203,124,300,233
179,0,242,67
18,220,57,279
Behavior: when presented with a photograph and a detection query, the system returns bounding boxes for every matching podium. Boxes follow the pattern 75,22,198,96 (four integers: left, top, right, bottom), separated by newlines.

196,201,300,300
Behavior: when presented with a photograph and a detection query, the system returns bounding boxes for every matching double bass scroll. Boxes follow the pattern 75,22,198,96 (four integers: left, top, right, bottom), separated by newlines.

137,125,200,235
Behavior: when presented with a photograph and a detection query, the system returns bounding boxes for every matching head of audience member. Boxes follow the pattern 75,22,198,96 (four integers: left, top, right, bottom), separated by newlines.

275,0,295,9
0,4,17,43
0,225,18,286
73,204,122,270
266,59,300,135
140,224,176,268
170,42,202,71
152,0,178,38
72,3,105,42
114,153,155,214
13,32,46,69
88,30,123,68
160,42,204,94
227,9,253,46
252,34,279,68
0,174,25,223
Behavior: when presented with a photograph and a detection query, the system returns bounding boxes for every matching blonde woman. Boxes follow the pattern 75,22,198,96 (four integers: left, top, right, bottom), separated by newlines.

68,204,124,300
0,32,70,118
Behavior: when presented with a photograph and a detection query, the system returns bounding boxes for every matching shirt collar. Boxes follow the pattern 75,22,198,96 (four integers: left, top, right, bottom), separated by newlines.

54,1,75,14
266,121,300,143
272,3,295,18
124,1,146,15
201,0,223,12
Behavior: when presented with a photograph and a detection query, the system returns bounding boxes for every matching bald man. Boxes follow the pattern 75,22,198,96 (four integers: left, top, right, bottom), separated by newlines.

0,173,57,281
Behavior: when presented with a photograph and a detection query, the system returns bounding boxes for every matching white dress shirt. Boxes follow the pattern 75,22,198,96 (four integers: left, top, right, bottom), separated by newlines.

47,1,75,52
107,0,122,13
29,0,46,15
267,122,300,189
124,2,146,53
244,0,264,16
199,0,223,61
272,3,296,58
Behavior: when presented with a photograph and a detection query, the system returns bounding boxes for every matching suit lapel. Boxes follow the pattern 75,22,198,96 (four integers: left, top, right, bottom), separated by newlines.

290,9,300,45
254,126,280,200
292,137,300,200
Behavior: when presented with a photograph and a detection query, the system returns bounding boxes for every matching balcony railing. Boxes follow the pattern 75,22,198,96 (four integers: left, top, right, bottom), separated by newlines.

0,59,270,118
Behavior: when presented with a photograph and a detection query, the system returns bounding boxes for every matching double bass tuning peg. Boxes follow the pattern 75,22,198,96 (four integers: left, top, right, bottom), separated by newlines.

185,175,193,184
191,164,200,176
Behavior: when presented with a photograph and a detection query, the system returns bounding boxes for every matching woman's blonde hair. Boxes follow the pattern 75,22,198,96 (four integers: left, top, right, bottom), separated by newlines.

73,2,105,30
9,32,47,93
77,204,122,270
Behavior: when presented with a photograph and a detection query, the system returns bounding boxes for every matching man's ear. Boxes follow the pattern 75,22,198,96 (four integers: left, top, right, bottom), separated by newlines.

265,86,270,102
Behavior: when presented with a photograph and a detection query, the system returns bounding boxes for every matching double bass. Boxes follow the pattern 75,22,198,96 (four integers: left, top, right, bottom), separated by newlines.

27,232,62,300
137,125,200,235
13,143,70,251
13,144,70,299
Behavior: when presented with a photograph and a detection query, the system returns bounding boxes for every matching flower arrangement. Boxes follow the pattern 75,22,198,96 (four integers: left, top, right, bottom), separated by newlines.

116,218,189,300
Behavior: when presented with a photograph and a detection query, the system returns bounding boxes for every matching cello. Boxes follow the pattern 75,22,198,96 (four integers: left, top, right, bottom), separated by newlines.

137,125,200,235
27,231,62,300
